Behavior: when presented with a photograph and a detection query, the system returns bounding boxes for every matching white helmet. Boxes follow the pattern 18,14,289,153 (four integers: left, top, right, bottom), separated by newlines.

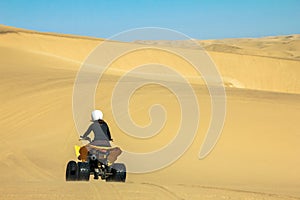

91,110,103,121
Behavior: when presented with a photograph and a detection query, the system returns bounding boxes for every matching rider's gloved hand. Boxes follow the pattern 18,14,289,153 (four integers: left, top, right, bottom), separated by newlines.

79,136,85,140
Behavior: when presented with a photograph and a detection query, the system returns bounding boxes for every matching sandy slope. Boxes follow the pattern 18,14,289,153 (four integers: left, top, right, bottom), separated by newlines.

0,25,300,199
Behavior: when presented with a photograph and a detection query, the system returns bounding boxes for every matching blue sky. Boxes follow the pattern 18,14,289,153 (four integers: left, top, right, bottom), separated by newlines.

0,0,299,40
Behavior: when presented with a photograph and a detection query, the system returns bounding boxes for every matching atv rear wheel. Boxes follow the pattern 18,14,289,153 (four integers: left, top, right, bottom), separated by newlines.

106,163,126,182
66,161,78,181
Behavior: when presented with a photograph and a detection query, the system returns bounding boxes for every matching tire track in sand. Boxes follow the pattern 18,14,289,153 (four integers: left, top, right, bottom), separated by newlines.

141,182,185,200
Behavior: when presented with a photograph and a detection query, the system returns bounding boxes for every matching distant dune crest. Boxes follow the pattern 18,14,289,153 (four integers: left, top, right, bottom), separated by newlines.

0,24,299,95
134,35,300,61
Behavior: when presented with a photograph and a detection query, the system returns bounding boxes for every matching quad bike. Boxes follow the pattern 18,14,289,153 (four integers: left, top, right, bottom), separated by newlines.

65,137,126,182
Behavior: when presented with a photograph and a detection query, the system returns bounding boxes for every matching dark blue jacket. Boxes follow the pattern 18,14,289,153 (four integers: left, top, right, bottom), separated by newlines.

82,120,113,142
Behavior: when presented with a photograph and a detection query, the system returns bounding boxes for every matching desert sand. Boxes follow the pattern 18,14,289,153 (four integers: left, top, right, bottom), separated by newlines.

0,24,300,199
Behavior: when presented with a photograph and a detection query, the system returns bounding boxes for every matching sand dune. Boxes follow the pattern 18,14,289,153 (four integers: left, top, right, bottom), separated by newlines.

136,34,300,60
135,36,300,93
201,35,300,60
0,25,300,199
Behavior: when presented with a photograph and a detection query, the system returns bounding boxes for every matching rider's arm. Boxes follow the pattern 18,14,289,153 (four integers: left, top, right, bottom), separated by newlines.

81,124,93,139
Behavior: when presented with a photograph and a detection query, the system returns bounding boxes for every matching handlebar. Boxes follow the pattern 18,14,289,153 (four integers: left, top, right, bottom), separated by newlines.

79,136,92,143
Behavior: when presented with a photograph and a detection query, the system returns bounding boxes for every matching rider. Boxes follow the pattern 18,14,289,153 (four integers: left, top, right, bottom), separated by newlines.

80,110,113,147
